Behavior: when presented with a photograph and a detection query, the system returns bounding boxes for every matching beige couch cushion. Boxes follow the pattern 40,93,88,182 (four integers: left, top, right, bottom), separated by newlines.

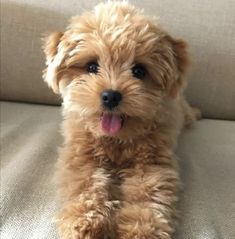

1,0,235,119
1,102,235,239
0,102,60,239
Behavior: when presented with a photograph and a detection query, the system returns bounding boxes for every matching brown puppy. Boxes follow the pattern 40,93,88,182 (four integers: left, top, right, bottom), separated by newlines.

43,2,200,238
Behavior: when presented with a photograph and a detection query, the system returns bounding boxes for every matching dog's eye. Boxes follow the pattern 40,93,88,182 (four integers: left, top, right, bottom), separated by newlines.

86,61,99,74
132,64,146,79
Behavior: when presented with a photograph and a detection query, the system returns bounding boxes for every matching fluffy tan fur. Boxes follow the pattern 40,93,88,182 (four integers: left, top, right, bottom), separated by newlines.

42,2,200,238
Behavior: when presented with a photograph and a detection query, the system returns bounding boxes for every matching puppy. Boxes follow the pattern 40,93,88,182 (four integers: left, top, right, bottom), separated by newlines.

43,2,200,238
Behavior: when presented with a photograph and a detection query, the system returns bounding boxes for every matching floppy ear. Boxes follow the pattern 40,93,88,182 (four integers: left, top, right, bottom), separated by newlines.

166,36,190,98
42,32,64,94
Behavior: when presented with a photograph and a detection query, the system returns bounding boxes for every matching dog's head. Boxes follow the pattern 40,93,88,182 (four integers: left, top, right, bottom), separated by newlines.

43,2,189,140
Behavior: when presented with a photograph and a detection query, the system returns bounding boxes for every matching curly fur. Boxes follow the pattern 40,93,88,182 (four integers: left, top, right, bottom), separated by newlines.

42,1,200,238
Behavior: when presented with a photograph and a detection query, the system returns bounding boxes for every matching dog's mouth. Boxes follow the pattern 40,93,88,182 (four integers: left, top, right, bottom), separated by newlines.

101,112,125,135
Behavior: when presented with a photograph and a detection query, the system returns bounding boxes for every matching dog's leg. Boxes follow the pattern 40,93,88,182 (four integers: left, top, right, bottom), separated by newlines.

116,163,180,239
56,152,117,239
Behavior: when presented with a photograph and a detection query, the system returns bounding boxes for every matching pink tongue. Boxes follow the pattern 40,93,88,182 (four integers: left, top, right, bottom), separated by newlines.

101,114,122,134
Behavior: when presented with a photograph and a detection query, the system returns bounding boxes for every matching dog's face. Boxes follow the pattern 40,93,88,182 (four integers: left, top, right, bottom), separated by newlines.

43,2,189,140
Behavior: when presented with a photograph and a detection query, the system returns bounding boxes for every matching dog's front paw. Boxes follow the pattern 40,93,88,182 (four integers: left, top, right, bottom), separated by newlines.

117,205,172,239
57,196,118,239
71,211,107,239
58,208,107,239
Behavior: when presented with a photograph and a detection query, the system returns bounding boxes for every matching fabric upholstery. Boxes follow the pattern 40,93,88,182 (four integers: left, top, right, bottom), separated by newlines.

0,102,60,239
1,102,235,239
1,0,235,119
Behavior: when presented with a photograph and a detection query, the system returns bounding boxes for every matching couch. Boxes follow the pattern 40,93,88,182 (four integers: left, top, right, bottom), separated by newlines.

1,0,235,238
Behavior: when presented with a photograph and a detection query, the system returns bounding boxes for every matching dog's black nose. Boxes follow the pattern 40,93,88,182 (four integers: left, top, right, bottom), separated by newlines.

101,90,122,109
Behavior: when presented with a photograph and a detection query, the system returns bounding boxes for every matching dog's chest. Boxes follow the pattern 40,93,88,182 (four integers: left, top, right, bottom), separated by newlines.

91,139,159,168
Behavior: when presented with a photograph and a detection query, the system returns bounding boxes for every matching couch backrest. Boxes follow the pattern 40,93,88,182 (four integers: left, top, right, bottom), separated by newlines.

1,0,235,120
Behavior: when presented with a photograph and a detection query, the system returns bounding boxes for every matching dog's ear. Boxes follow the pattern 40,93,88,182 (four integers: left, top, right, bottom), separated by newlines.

42,32,64,94
165,35,190,98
